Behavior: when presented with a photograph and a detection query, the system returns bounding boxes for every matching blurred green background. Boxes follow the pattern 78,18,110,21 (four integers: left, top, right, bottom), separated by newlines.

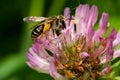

0,0,120,80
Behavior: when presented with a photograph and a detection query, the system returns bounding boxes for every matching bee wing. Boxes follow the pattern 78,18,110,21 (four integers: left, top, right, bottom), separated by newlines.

23,16,47,22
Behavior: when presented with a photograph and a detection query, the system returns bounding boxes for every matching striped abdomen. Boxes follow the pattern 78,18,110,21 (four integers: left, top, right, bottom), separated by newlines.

31,24,44,40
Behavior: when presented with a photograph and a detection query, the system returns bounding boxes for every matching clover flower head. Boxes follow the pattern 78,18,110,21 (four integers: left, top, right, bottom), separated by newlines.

26,4,120,80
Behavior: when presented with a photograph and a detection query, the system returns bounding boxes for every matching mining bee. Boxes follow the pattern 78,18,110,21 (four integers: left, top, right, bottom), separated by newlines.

23,15,66,40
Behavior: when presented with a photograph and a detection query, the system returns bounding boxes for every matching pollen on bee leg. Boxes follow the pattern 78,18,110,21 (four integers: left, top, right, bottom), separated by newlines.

43,23,51,33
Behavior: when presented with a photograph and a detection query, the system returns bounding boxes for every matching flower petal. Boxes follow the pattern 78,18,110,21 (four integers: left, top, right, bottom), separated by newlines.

26,53,49,73
106,41,114,62
92,12,109,42
114,50,120,58
49,59,67,80
107,28,117,41
113,30,120,47
106,28,116,61
64,7,70,19
75,4,90,35
92,38,107,58
86,5,98,41
80,52,90,58
75,4,90,23
88,5,98,28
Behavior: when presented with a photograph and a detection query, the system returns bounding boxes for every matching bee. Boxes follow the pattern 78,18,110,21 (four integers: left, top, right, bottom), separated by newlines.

23,15,66,40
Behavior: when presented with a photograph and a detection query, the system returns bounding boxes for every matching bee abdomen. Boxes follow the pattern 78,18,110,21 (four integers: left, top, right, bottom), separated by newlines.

31,24,44,40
